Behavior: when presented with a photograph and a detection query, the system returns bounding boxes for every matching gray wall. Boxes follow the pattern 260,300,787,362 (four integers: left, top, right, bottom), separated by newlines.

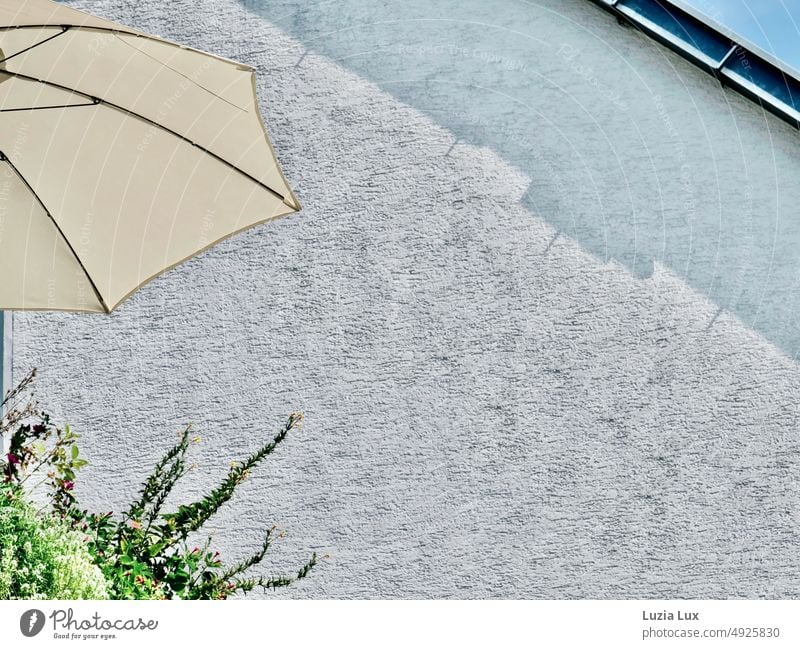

12,0,800,597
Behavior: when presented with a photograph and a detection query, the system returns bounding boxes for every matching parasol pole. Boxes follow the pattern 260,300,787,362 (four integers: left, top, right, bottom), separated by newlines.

0,311,5,399
0,310,10,453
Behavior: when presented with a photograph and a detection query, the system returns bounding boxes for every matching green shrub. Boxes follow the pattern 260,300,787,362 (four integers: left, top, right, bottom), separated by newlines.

0,491,109,600
1,370,317,600
79,415,316,600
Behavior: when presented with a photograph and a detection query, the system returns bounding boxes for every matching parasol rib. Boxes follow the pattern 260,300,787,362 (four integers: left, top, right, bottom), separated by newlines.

1,25,251,110
0,24,69,64
0,151,110,313
0,23,292,205
0,101,97,112
2,68,290,205
0,8,301,316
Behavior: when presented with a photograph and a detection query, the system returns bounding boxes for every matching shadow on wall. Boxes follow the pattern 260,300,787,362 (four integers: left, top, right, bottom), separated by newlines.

241,0,800,360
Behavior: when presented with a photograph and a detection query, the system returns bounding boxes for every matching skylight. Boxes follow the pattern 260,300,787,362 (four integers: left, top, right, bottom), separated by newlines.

678,0,800,74
591,0,800,128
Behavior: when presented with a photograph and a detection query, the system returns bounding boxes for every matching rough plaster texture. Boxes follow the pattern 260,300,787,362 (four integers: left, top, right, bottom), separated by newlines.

10,0,800,597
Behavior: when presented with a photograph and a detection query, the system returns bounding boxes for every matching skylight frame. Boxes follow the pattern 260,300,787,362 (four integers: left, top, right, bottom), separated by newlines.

669,0,800,81
588,0,800,129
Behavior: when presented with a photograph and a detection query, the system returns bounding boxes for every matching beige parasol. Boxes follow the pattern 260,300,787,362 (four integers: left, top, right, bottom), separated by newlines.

0,0,300,312
0,0,300,397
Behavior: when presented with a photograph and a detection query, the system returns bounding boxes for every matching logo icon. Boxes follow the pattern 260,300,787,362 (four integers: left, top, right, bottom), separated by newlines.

20,609,45,637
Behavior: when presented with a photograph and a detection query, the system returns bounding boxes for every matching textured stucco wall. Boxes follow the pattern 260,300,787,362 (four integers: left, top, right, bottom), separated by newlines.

11,0,800,597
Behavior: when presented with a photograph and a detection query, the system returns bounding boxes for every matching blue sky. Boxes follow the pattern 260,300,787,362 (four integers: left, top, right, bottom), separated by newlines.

682,0,800,69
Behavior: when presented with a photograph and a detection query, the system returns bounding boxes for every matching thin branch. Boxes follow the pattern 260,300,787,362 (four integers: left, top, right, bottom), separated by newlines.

163,413,302,545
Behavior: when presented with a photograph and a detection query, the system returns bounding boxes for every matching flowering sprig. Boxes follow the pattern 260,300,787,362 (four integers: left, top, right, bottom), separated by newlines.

1,371,87,520
85,412,316,599
1,370,317,600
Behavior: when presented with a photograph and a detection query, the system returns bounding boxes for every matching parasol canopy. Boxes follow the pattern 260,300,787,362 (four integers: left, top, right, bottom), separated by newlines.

0,0,300,314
